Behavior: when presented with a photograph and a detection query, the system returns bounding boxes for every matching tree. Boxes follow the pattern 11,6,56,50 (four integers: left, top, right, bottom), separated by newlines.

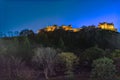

33,47,58,79
0,39,19,56
53,24,58,27
110,49,120,59
37,33,49,46
19,29,34,37
91,57,116,80
59,52,78,80
81,46,105,64
8,31,13,37
14,31,19,36
57,37,64,49
19,37,33,61
0,56,38,80
58,52,78,80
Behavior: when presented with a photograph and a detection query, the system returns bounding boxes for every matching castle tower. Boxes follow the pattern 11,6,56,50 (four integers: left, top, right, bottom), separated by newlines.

98,22,117,31
44,25,58,32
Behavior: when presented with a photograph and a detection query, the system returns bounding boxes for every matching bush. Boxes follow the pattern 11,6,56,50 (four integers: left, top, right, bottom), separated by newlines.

114,58,120,77
81,46,105,63
59,52,78,74
90,57,116,80
0,56,38,80
110,49,120,59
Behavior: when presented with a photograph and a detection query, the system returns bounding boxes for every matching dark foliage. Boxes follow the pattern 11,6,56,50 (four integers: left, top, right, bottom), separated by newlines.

35,26,120,53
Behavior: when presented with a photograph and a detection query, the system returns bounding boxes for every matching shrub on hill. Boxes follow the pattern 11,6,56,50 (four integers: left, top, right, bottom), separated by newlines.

90,57,116,80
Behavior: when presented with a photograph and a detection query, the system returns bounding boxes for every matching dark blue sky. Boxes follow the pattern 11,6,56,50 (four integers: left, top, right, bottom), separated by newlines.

0,0,120,33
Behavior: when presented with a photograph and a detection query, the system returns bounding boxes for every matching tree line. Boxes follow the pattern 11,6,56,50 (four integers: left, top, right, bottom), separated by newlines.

0,25,120,80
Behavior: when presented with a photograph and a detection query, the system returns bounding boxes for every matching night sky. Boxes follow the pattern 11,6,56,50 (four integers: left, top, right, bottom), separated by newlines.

0,0,120,33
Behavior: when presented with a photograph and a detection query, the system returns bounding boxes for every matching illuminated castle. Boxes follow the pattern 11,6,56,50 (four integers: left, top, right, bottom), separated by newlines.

61,25,81,32
37,22,117,33
44,25,57,32
40,25,81,32
98,22,117,31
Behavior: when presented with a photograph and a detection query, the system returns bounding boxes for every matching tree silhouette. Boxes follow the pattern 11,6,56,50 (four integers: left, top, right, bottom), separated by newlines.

14,31,19,36
58,37,65,49
19,29,34,37
8,31,13,37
